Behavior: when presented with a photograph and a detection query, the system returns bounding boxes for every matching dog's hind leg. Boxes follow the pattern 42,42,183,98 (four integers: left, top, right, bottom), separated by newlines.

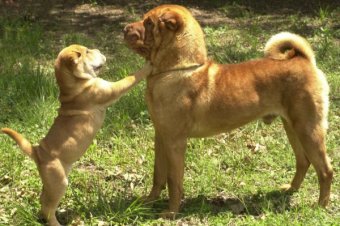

293,120,333,207
281,118,310,192
39,160,68,226
286,90,333,207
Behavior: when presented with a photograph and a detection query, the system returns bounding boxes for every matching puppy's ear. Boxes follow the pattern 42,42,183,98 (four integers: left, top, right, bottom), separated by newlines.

159,11,183,31
60,51,81,68
72,51,82,64
64,51,93,80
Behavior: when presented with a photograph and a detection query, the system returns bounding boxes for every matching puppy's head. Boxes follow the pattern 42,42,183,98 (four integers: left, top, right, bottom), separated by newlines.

55,44,106,88
123,5,207,70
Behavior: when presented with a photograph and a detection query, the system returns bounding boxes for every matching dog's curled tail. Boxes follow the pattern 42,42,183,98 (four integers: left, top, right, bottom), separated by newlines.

1,128,36,161
264,32,316,66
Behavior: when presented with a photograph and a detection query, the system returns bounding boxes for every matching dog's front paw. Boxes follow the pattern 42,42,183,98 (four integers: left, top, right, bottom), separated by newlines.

159,209,177,220
141,188,163,204
318,196,330,208
141,195,158,205
280,183,297,192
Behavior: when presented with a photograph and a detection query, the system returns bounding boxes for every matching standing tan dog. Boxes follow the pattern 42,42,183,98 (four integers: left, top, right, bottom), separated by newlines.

123,5,333,218
2,44,151,225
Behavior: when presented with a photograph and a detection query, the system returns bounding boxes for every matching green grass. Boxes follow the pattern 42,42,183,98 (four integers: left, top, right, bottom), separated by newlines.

0,2,339,225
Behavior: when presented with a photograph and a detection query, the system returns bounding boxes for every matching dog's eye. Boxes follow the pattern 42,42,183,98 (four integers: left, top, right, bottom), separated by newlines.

86,49,90,54
144,18,154,28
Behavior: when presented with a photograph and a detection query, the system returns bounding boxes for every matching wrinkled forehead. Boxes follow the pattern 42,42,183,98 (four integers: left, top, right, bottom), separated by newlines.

63,44,86,54
143,4,190,20
57,44,86,62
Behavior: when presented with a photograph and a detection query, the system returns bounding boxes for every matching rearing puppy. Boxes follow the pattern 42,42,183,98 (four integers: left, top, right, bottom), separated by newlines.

2,44,151,226
124,4,333,218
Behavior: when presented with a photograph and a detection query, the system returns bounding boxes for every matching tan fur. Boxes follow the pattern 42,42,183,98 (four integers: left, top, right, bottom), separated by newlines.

2,44,151,226
124,4,333,218
264,32,316,65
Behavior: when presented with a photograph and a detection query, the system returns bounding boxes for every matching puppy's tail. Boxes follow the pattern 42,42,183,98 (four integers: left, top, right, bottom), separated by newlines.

264,32,316,66
1,128,37,161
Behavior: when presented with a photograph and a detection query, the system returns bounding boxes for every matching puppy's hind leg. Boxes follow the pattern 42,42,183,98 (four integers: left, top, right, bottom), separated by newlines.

38,160,68,226
280,118,310,192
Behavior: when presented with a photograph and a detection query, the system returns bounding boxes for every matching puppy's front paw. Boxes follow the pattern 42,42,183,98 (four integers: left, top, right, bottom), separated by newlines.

136,63,153,80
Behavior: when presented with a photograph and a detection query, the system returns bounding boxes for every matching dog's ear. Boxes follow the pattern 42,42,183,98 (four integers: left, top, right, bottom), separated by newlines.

159,11,183,31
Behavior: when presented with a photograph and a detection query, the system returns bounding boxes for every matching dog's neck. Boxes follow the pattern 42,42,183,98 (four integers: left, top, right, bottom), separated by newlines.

150,63,204,78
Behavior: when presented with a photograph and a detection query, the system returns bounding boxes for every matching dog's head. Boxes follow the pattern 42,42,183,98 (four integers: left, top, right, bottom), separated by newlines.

55,44,106,88
123,5,207,71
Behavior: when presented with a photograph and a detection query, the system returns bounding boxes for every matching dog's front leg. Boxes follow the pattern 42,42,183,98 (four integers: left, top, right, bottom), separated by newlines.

160,135,187,219
145,131,168,203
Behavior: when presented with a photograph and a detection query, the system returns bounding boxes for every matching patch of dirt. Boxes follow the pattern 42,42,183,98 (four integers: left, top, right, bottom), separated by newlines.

189,7,236,27
0,0,236,35
0,0,338,45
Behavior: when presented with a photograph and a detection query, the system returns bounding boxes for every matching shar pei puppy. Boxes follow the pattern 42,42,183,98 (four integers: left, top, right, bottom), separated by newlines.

2,45,151,225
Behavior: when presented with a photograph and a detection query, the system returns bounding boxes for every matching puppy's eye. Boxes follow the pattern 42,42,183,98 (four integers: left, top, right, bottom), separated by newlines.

73,51,81,58
86,49,90,54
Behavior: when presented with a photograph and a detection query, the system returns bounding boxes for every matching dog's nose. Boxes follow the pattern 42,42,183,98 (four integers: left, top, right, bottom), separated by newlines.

124,22,145,42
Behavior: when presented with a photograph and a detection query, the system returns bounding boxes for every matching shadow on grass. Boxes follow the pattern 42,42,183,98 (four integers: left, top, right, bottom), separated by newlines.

54,189,294,224
181,190,294,217
56,195,157,225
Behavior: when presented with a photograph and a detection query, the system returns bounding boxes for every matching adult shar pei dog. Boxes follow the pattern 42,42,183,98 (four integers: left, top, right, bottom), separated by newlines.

123,4,333,218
